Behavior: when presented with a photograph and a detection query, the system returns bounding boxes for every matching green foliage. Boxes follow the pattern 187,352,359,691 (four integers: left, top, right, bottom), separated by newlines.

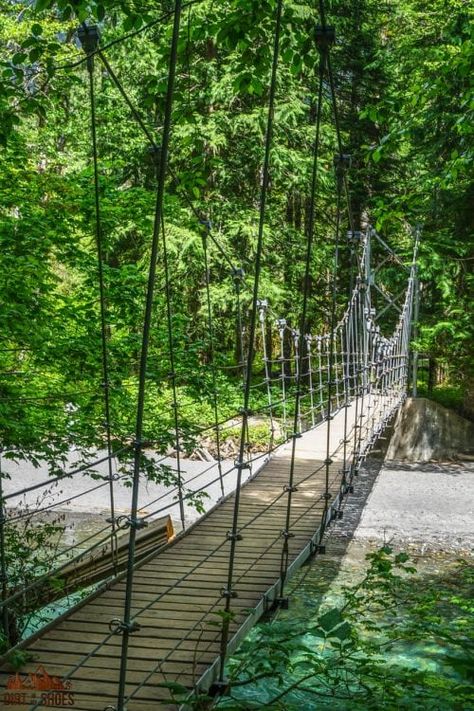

0,635,32,670
209,547,474,710
417,383,464,412
0,0,471,697
359,0,474,408
0,0,353,474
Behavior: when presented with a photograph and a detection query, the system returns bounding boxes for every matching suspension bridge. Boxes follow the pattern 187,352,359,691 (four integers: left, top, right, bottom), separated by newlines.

0,1,421,710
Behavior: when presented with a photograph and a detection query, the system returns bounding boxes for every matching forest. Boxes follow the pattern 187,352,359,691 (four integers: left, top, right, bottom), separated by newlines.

0,0,473,709
0,0,473,473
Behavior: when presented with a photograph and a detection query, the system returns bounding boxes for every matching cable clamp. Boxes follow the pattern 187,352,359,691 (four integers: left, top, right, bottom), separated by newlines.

108,618,141,635
291,432,302,439
234,460,251,471
324,458,333,465
283,484,298,493
347,230,362,243
115,515,148,531
280,529,295,540
323,492,332,501
221,588,238,599
199,216,212,230
239,407,253,417
333,154,352,176
315,25,336,51
148,143,162,164
77,24,100,55
231,266,245,280
226,531,243,542
129,517,148,530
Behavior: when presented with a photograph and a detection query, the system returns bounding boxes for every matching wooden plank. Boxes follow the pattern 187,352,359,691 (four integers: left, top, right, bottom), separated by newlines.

0,441,344,710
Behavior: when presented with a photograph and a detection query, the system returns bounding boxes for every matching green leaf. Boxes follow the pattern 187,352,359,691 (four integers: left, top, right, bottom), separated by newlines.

31,23,43,36
318,608,343,633
329,621,352,641
123,15,136,31
12,53,27,65
372,147,382,163
29,48,42,63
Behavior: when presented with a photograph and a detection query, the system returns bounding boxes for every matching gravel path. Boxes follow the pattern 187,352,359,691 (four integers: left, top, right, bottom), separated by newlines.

1,452,260,530
353,460,474,554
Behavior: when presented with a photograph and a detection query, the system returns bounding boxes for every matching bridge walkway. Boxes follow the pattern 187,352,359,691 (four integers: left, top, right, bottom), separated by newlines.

0,402,363,710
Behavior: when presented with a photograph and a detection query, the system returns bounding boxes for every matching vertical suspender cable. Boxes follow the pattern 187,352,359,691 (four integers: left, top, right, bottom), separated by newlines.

315,0,352,538
339,319,350,496
0,457,10,645
202,225,225,498
79,25,118,574
306,334,316,426
349,284,361,482
277,320,288,437
320,159,344,538
216,0,284,686
411,228,421,397
355,275,367,473
259,302,276,449
233,268,246,380
115,3,182,709
161,214,185,530
317,335,324,413
292,329,303,432
277,39,325,602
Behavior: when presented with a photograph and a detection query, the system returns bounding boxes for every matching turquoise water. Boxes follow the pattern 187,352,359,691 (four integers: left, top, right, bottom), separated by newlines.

220,542,474,710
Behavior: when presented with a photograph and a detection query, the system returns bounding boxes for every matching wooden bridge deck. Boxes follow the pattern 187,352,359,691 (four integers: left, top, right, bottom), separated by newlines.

0,405,364,710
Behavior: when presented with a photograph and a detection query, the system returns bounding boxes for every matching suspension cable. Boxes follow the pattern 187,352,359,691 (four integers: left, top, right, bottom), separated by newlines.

277,30,326,605
318,1,354,236
54,0,203,72
96,48,237,274
216,0,284,688
115,3,182,709
201,223,225,498
159,213,186,531
79,23,119,577
320,155,346,539
0,456,10,644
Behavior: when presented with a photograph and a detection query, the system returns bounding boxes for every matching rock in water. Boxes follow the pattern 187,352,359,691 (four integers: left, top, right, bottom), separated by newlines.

386,397,474,462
